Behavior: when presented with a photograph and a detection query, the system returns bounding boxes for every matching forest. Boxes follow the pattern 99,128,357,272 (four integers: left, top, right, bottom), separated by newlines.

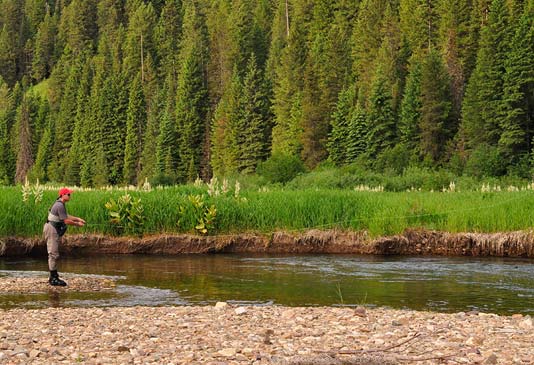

0,0,533,187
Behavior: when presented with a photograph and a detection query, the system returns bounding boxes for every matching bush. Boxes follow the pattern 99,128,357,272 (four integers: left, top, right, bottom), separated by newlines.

256,153,306,184
374,144,412,174
465,144,506,178
150,173,175,187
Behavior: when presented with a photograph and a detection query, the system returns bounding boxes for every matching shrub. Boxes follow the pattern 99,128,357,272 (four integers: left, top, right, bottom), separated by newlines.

465,144,506,177
256,153,306,184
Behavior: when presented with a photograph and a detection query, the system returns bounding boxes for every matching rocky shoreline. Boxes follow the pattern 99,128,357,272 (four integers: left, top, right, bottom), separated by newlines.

2,228,534,257
0,304,532,364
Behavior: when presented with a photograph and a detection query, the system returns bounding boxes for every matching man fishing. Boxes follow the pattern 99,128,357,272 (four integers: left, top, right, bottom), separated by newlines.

43,188,86,286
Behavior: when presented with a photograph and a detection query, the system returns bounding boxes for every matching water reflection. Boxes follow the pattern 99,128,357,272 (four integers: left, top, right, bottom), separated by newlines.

0,255,533,314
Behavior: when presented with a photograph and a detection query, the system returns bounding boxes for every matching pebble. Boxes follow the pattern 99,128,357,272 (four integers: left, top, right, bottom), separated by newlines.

0,304,531,364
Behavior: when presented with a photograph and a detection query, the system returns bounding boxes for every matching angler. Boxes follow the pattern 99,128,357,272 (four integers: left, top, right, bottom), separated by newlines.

43,188,86,286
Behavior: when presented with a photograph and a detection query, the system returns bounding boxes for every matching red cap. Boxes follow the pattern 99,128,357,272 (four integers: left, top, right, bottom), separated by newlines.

58,188,74,196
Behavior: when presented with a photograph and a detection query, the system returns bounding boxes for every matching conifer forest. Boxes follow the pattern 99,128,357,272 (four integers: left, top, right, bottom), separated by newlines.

0,0,533,187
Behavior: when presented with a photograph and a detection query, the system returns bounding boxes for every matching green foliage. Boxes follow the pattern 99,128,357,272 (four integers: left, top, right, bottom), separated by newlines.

175,1,209,182
419,49,454,164
256,152,306,184
465,144,506,178
178,194,217,235
105,193,144,235
2,0,534,186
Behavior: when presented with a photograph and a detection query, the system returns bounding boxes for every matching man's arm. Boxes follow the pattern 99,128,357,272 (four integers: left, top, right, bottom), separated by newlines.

65,215,86,226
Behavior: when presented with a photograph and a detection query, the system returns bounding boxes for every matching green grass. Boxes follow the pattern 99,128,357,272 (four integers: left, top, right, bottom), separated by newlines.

1,185,534,237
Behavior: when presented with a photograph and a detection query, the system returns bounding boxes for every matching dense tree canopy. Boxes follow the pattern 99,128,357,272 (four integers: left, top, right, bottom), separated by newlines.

1,0,534,186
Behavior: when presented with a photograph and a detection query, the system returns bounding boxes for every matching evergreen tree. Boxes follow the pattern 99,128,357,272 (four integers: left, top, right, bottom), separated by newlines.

327,86,355,166
139,81,164,184
123,73,147,185
0,78,14,184
499,4,534,166
0,0,25,86
351,0,388,103
31,11,58,82
29,119,53,182
57,0,97,55
366,66,397,157
155,0,183,73
211,67,242,176
123,1,157,80
461,0,511,149
238,54,270,173
175,1,209,182
419,49,453,163
65,57,92,185
48,54,83,182
399,0,429,56
265,0,290,86
271,0,309,157
399,59,422,152
15,96,34,183
346,102,368,162
155,74,177,181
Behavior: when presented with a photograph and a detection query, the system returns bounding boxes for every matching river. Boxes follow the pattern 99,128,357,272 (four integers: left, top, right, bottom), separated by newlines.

0,254,532,314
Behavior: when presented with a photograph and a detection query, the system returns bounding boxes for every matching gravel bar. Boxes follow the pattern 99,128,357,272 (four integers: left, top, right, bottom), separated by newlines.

0,304,532,364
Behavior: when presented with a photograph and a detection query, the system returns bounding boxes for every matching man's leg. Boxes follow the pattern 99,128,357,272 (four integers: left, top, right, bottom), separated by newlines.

45,224,66,286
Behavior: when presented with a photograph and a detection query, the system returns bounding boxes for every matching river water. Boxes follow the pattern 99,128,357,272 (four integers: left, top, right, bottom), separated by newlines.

0,255,533,314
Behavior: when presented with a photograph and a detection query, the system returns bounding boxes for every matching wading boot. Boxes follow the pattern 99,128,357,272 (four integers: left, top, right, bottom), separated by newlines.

49,270,67,286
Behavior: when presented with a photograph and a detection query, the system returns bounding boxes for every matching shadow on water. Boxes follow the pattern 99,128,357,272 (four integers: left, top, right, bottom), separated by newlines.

0,254,533,314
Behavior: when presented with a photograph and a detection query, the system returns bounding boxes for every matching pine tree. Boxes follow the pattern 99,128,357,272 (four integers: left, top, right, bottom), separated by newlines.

346,102,368,162
351,0,388,103
366,66,397,157
461,0,511,149
175,1,209,182
123,73,147,185
270,0,309,157
399,0,429,56
327,86,355,166
140,81,165,184
0,0,28,86
238,54,270,173
48,54,83,182
499,4,534,166
29,119,53,182
155,0,183,73
102,73,129,185
123,1,157,80
419,49,453,163
211,66,243,176
155,74,177,181
0,78,14,184
438,0,472,119
57,0,97,55
0,16,19,86
31,11,58,82
65,57,92,185
265,0,290,87
15,96,34,183
399,59,422,152
301,0,352,167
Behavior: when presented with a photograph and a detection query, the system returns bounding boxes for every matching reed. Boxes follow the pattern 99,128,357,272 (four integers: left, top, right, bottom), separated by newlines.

1,185,534,237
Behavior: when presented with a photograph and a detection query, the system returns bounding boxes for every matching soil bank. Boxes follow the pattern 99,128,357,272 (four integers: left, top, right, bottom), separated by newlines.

2,229,534,257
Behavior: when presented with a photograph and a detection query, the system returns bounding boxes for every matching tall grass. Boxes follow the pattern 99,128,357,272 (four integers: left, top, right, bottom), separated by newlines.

2,185,534,238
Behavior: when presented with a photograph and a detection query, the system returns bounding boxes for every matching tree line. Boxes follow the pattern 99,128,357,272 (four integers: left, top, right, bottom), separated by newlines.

0,0,533,187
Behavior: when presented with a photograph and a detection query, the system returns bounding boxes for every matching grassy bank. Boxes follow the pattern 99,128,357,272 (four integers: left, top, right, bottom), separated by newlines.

1,184,534,238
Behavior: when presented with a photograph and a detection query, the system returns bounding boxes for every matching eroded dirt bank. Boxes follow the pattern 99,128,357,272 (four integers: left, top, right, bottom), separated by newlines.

2,229,534,257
